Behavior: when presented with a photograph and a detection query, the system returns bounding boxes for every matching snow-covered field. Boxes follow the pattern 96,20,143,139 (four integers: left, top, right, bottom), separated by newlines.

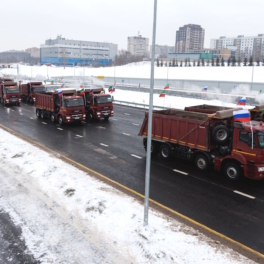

0,128,255,263
1,61,264,83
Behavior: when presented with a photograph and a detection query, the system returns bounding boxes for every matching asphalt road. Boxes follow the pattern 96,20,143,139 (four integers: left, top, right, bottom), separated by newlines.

0,102,264,256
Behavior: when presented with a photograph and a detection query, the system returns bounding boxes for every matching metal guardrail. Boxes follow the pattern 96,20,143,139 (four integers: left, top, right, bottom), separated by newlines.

113,100,168,110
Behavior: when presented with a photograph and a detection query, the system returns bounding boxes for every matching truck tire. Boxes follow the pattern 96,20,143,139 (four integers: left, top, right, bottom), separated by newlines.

40,110,45,119
223,162,242,181
159,144,171,159
58,115,63,125
212,125,230,145
194,154,209,171
51,113,55,122
144,140,158,155
36,109,40,118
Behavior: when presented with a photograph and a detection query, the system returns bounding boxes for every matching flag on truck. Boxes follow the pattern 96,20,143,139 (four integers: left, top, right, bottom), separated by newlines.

233,109,250,122
51,80,54,85
108,85,113,93
164,83,170,89
237,97,246,106
58,89,63,97
44,80,46,84
2,80,4,85
79,86,85,95
61,83,65,88
89,88,93,95
201,86,207,92
159,90,165,98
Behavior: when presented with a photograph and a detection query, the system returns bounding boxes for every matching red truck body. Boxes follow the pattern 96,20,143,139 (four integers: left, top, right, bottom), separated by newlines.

139,106,264,181
34,89,86,125
0,78,21,106
20,82,46,103
79,88,114,120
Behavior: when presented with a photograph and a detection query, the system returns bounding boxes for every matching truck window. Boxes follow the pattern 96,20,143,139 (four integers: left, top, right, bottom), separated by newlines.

65,98,84,107
33,87,46,92
257,132,264,148
239,131,256,146
96,96,112,104
6,88,19,94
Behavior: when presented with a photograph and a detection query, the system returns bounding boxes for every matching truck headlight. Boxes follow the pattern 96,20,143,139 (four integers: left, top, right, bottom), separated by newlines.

83,114,86,118
66,116,71,120
6,99,9,103
258,167,264,172
97,112,100,116
19,98,21,101
111,111,114,114
33,98,35,101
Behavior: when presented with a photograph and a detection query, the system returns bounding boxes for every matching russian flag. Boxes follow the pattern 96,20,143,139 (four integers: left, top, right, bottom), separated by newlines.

58,89,63,97
61,82,65,88
237,97,246,106
233,109,250,122
201,86,207,92
112,86,115,92
89,88,93,95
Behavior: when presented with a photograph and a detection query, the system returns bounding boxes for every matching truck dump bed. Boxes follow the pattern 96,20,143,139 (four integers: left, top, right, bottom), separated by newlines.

35,93,55,111
139,109,211,151
185,104,233,114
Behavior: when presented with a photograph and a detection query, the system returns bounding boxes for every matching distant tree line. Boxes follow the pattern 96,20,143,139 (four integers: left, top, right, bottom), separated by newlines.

114,50,143,66
156,56,264,67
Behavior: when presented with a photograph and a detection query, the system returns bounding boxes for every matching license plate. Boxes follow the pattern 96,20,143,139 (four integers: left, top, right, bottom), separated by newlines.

74,117,80,119
104,113,109,116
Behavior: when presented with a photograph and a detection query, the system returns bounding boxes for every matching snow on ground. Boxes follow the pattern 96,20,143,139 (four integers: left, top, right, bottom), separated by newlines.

0,128,255,264
109,88,255,110
1,62,264,83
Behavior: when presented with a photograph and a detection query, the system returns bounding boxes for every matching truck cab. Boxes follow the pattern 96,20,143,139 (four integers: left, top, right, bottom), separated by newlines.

20,82,46,103
80,87,114,120
0,79,21,106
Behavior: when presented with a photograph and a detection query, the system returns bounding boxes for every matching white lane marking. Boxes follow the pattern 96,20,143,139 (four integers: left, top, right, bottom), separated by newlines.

96,126,106,129
124,113,130,116
20,113,23,115
234,190,255,199
123,133,130,136
30,117,34,119
173,169,189,175
42,122,47,125
100,143,109,147
82,121,86,124
76,134,83,138
4,107,6,108
112,118,118,121
57,128,63,131
133,123,139,126
11,110,14,111
131,154,142,159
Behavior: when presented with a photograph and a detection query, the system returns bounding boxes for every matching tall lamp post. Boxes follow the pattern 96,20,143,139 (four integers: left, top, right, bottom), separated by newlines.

144,0,157,226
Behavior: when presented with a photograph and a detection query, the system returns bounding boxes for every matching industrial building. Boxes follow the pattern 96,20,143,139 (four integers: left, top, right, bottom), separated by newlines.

127,34,149,57
175,24,205,53
40,36,118,66
210,34,264,60
0,50,31,63
149,45,174,59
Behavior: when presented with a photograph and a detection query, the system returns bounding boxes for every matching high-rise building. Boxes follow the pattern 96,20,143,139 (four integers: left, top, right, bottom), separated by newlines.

40,35,118,66
175,24,205,53
210,34,264,60
127,34,149,57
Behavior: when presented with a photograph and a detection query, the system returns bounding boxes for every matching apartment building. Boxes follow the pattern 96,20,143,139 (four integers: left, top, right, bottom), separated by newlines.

127,35,149,57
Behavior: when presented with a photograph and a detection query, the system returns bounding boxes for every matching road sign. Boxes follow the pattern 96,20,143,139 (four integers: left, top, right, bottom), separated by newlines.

97,76,104,79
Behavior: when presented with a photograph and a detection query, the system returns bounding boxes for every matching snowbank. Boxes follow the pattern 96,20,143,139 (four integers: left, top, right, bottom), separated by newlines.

0,128,255,263
1,62,264,83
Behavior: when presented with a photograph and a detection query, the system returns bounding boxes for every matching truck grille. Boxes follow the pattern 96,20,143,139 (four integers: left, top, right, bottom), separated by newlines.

10,98,18,102
72,110,81,113
101,110,110,114
72,114,82,120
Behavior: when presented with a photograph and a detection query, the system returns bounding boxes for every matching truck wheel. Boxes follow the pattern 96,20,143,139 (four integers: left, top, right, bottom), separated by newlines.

36,109,40,118
58,115,63,125
40,110,45,119
212,125,230,145
223,163,242,181
194,154,209,171
51,113,55,122
144,140,158,155
159,144,171,159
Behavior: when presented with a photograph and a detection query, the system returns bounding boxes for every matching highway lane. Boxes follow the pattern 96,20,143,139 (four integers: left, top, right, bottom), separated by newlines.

1,103,264,255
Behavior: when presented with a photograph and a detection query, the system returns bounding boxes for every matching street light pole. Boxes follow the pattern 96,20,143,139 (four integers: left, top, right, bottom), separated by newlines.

251,64,254,91
144,0,157,226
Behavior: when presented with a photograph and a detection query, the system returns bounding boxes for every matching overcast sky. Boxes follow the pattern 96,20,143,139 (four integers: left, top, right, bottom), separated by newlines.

1,0,264,52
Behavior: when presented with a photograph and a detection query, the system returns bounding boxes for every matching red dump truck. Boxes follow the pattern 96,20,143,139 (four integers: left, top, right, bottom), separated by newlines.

139,105,264,181
0,78,21,106
78,87,114,120
20,82,46,103
35,89,86,125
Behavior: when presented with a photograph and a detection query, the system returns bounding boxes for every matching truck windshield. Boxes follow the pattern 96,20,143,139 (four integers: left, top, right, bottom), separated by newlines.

258,132,264,148
6,88,19,94
96,96,112,104
33,87,46,92
65,98,84,107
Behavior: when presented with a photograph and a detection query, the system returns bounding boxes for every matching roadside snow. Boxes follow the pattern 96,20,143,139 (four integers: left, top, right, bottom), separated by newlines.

0,128,255,263
1,62,264,82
